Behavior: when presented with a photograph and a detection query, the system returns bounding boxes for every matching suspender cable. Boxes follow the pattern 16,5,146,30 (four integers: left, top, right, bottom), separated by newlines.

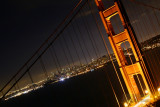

52,46,62,72
80,8,100,59
40,57,49,79
71,22,88,64
153,10,160,31
59,35,72,68
67,29,82,65
26,65,34,85
49,47,60,73
133,25,158,88
102,68,121,107
74,19,92,61
130,0,160,77
62,34,75,67
14,78,20,91
142,8,160,70
145,9,160,65
13,78,19,91
134,20,159,89
27,69,34,85
100,32,127,104
145,9,160,85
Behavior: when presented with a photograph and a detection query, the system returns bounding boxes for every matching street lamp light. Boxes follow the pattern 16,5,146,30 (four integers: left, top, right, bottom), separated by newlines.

124,102,128,107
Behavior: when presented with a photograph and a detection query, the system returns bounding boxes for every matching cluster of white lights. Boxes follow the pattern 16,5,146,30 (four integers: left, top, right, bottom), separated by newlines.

145,90,149,94
158,87,160,93
124,102,128,107
60,77,65,81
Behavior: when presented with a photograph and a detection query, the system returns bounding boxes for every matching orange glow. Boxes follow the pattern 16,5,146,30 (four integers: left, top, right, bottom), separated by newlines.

158,87,160,93
95,0,154,103
145,90,149,94
124,102,128,107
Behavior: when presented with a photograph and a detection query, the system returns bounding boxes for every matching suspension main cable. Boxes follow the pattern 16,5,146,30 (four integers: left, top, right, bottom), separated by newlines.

130,0,160,11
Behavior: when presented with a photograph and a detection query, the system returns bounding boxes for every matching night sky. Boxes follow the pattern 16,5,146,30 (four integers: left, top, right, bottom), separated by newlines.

0,0,80,86
1,0,160,90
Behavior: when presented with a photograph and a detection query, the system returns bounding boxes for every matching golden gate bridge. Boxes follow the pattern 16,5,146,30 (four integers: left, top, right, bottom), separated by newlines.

1,0,160,106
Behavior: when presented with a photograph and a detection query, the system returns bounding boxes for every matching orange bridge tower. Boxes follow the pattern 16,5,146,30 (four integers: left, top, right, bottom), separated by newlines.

95,0,155,102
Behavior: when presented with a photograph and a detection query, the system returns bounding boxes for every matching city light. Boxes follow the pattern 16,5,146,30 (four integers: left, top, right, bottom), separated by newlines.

60,77,65,81
124,102,128,107
134,95,151,107
66,76,70,79
91,69,94,72
1,55,113,101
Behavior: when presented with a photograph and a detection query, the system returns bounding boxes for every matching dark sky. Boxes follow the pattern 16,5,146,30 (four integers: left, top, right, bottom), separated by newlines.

0,0,80,86
0,0,108,88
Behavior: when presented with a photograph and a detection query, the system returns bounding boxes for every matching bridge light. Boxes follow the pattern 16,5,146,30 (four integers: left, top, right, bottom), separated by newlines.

145,90,149,94
124,102,128,107
142,102,145,104
158,87,160,93
154,96,157,99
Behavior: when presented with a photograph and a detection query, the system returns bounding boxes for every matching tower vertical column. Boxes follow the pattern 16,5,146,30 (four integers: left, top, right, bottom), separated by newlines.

95,0,154,103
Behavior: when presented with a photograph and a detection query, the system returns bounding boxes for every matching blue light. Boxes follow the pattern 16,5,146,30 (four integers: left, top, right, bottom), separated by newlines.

60,77,65,81
91,69,94,72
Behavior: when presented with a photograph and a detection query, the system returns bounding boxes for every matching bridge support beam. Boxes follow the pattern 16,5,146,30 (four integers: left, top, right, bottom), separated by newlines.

95,0,155,103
